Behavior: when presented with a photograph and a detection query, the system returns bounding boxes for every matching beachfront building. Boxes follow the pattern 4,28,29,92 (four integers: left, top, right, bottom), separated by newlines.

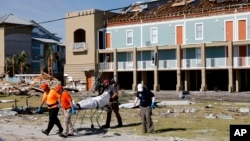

31,20,65,79
0,13,33,74
65,0,250,92
100,0,250,92
0,14,65,80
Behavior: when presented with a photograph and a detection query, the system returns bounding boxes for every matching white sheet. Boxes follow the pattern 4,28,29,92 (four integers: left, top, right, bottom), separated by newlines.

74,91,110,109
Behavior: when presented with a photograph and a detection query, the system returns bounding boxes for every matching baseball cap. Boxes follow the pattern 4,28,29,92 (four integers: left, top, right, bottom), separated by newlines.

41,83,48,90
103,79,110,85
137,83,143,92
55,85,63,92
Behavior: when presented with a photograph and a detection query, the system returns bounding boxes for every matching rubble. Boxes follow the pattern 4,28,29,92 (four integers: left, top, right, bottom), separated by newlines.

0,72,60,96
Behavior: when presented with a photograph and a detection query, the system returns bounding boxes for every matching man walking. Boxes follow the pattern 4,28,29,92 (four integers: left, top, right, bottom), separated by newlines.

55,85,76,138
134,83,155,133
38,83,63,135
101,79,123,128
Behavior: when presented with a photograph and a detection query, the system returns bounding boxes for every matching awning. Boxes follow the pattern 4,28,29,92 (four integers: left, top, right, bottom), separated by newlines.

32,37,60,44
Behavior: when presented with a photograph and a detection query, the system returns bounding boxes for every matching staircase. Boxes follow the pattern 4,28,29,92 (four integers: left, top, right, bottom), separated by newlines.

91,56,109,92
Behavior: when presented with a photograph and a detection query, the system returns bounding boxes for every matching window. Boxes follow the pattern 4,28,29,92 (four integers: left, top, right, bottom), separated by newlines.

150,27,158,43
127,52,133,66
151,51,157,65
195,23,203,40
126,30,133,45
196,48,201,65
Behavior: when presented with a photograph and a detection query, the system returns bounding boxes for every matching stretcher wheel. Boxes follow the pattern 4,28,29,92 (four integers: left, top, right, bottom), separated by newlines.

91,124,94,129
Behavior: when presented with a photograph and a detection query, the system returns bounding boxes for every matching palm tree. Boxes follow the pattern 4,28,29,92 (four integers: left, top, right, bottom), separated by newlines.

17,50,29,74
5,57,11,74
12,54,16,76
43,45,61,76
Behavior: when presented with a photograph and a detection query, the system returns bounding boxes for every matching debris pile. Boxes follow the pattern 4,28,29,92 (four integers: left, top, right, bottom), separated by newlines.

0,72,60,96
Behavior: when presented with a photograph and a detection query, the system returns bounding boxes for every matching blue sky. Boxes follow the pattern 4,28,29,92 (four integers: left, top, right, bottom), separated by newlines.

0,0,142,43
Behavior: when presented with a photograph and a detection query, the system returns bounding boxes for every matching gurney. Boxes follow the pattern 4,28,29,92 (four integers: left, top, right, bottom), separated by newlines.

72,91,111,129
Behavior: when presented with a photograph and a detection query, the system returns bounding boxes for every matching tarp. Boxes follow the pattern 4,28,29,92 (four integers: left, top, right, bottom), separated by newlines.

74,91,110,109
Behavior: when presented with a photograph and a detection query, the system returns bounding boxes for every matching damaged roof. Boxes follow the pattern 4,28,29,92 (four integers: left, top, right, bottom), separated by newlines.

107,0,250,26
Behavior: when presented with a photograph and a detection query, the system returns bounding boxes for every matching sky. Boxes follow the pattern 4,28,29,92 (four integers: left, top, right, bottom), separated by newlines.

0,0,144,43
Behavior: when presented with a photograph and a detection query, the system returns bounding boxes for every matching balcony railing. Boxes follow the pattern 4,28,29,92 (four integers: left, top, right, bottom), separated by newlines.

206,58,226,68
118,62,134,70
233,57,250,67
137,60,154,70
182,59,202,69
158,60,177,69
100,62,113,71
71,42,87,52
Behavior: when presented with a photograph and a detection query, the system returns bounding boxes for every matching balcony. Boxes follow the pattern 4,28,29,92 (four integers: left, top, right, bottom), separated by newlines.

118,61,134,70
158,60,177,70
206,58,226,68
182,59,202,69
100,62,114,71
233,57,250,68
137,60,155,70
71,42,87,52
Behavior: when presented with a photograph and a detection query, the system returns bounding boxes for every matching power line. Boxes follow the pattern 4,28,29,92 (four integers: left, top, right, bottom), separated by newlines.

2,6,128,30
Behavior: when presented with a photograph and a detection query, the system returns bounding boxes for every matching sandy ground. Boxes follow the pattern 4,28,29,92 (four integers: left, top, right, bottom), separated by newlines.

1,90,250,141
0,113,181,141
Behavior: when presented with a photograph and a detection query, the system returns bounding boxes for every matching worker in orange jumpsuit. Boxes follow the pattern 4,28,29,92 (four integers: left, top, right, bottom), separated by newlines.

38,83,63,136
55,85,76,138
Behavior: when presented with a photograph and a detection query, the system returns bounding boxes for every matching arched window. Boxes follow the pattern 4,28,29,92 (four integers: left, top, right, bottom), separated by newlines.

74,29,86,42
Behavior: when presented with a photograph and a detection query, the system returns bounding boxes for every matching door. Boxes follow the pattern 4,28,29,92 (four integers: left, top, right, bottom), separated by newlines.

239,45,246,66
176,26,183,45
86,72,92,91
238,20,246,40
226,21,233,41
106,33,111,49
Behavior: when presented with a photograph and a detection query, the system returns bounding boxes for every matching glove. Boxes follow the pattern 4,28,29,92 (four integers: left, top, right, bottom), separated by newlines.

37,106,41,113
71,108,76,115
151,102,155,109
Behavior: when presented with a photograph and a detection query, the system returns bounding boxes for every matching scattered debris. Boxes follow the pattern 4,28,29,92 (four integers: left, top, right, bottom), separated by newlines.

0,72,60,96
205,104,213,108
157,100,194,107
0,100,15,103
119,103,139,109
238,108,250,113
0,110,18,117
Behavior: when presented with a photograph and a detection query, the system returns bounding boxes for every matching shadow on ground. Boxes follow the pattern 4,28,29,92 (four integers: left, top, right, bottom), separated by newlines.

155,128,186,133
111,122,141,129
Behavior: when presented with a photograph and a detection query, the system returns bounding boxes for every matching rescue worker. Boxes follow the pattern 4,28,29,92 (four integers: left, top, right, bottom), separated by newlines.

38,83,63,136
55,85,76,138
134,83,155,133
101,79,123,128
95,78,104,96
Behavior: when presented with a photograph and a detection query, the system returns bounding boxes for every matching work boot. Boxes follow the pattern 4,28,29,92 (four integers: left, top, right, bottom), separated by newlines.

56,129,63,134
114,124,123,128
41,130,49,136
101,124,110,129
59,133,67,138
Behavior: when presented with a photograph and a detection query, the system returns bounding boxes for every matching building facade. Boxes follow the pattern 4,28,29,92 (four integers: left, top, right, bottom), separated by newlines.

64,9,115,90
0,14,65,79
31,21,65,77
0,13,33,74
66,0,250,92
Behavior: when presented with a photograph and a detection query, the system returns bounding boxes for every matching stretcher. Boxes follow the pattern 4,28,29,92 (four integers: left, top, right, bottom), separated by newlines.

72,91,111,129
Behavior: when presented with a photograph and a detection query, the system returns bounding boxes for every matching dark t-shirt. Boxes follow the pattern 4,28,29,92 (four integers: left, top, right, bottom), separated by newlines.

136,88,155,107
105,85,118,102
